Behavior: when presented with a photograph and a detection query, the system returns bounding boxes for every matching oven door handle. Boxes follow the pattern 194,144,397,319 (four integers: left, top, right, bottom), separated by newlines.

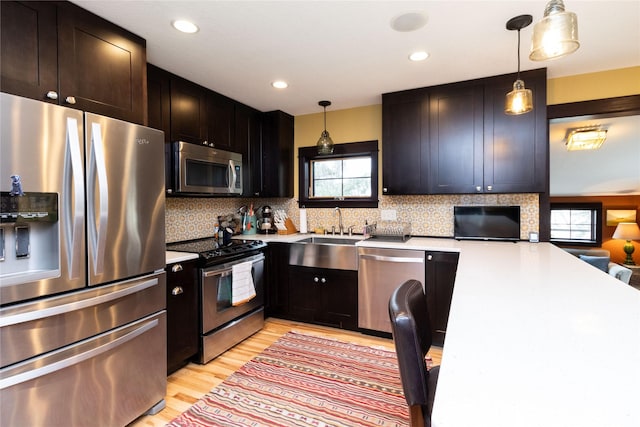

203,267,233,278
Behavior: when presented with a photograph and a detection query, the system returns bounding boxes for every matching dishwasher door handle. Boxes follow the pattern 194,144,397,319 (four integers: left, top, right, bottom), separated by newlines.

359,254,424,264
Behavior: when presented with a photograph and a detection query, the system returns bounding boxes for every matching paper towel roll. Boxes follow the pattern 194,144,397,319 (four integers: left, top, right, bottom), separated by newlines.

299,208,308,233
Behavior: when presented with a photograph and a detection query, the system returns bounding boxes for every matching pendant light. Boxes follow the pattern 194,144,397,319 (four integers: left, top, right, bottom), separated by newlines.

317,100,334,154
530,0,579,61
505,15,533,115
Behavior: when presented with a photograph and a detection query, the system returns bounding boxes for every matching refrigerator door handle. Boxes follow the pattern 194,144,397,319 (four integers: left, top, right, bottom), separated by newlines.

88,122,109,275
0,317,159,390
64,117,84,278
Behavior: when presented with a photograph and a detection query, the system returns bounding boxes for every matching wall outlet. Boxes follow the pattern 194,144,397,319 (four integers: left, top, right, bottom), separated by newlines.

381,209,397,221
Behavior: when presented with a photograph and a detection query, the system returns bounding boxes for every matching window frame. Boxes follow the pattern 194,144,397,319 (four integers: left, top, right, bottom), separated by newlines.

550,202,603,247
298,140,379,208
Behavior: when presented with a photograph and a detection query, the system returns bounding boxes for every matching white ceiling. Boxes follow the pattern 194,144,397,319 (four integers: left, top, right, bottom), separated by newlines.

72,1,640,116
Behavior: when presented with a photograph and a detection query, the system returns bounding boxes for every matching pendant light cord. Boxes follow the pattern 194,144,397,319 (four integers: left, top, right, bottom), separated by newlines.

323,106,327,131
516,28,522,80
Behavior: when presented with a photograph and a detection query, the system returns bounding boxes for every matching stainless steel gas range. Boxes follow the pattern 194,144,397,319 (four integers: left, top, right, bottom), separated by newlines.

166,238,267,364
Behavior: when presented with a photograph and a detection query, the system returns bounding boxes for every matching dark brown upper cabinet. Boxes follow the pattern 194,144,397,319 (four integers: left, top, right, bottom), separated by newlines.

382,89,430,195
170,76,208,145
382,68,547,195
1,1,58,103
480,70,547,194
259,111,294,198
207,92,235,150
1,1,146,124
428,83,484,194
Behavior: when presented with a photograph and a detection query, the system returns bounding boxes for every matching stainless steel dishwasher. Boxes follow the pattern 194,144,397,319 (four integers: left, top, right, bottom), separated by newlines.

358,247,425,333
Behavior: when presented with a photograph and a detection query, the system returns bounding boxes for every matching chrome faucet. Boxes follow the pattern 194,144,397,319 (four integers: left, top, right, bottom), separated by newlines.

334,207,344,235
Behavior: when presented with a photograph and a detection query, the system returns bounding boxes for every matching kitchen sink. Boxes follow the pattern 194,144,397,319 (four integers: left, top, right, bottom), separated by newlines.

289,236,359,270
295,236,360,245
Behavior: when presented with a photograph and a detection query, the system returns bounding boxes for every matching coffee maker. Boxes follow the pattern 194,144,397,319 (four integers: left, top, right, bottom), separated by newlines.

258,205,275,234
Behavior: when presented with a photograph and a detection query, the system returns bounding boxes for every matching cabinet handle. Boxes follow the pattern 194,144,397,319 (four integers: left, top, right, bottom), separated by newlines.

254,192,260,196
46,91,58,100
383,187,388,193
475,186,482,192
313,276,319,283
486,185,493,191
320,277,326,284
171,264,183,273
202,141,208,146
65,96,76,105
171,286,184,296
427,254,433,261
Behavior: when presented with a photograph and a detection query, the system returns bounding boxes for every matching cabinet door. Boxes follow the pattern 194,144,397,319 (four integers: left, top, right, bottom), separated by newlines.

261,110,294,197
382,90,430,194
207,92,235,150
170,77,208,145
483,69,547,193
288,266,317,323
166,260,199,374
147,64,171,138
425,252,459,347
429,84,484,194
236,104,263,197
0,1,58,102
57,2,146,124
315,269,358,330
265,243,289,317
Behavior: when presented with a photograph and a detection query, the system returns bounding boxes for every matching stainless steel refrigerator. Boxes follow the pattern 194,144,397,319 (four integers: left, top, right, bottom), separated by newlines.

0,92,167,426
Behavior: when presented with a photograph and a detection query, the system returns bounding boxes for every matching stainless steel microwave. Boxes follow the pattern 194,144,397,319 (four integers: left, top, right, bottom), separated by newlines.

171,141,242,195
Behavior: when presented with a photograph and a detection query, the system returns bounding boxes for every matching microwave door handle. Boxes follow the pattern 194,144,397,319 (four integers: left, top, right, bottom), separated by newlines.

229,160,237,193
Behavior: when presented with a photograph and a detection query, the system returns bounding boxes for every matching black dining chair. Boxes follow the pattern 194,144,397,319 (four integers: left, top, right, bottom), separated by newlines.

388,279,440,427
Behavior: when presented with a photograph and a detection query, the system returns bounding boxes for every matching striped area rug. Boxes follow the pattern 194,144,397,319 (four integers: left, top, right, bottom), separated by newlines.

167,331,409,427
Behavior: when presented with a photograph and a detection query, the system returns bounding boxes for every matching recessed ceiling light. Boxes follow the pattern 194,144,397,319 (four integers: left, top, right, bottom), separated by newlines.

272,81,288,89
172,20,199,34
390,11,428,32
409,51,429,61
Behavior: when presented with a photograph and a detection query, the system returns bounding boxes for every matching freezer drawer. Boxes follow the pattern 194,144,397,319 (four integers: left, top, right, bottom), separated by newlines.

0,311,166,427
0,271,166,368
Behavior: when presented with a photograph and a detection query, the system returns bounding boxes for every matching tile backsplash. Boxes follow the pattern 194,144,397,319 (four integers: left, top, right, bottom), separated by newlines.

166,194,539,243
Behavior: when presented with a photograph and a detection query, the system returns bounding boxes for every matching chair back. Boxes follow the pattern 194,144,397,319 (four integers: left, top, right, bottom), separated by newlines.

389,279,437,426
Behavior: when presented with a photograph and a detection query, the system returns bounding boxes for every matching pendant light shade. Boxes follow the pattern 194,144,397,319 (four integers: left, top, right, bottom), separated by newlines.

505,15,533,115
505,79,533,115
530,0,579,61
317,100,334,155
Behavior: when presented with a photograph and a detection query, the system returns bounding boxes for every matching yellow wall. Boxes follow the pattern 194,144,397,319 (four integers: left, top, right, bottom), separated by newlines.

547,66,640,105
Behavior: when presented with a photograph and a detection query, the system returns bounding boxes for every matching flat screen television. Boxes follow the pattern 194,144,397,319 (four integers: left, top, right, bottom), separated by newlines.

454,206,521,241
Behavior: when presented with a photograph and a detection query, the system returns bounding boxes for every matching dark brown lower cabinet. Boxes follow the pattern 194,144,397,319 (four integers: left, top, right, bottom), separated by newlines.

264,243,290,317
288,266,358,330
425,251,459,346
166,259,198,374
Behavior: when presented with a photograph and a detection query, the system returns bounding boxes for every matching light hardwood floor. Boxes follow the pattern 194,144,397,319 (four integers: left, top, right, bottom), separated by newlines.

130,317,443,427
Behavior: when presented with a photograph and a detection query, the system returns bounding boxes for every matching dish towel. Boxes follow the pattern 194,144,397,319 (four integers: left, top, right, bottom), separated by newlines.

231,261,256,306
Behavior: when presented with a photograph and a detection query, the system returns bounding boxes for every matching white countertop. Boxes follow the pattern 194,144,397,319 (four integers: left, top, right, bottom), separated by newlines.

166,234,640,425
165,251,199,264
430,240,640,427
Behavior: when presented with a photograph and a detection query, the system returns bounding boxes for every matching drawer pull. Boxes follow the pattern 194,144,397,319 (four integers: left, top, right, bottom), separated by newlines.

171,264,183,273
171,286,184,296
46,91,58,100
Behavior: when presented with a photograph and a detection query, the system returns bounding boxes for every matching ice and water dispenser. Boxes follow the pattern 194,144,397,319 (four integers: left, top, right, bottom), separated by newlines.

0,191,60,286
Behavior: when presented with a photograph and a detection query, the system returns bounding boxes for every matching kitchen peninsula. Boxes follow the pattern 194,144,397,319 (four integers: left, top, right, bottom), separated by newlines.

236,234,640,426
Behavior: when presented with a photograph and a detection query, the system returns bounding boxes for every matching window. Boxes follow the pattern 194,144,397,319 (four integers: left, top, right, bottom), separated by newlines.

550,203,602,246
299,141,378,208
